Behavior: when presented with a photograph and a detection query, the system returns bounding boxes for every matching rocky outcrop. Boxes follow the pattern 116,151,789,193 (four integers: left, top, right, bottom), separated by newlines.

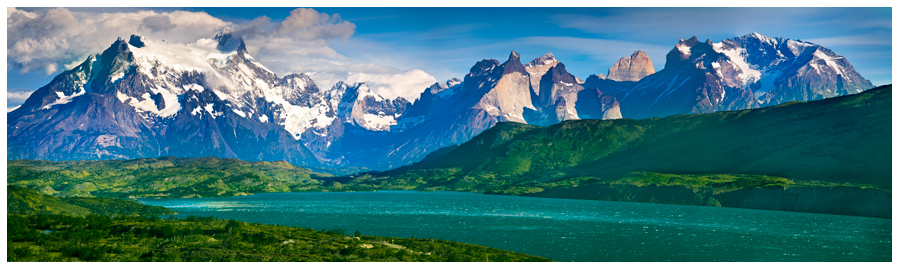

606,50,655,82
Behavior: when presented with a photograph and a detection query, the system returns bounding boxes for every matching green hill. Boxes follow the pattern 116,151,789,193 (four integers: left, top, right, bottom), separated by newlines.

330,85,892,217
7,156,333,198
7,213,551,262
7,185,174,216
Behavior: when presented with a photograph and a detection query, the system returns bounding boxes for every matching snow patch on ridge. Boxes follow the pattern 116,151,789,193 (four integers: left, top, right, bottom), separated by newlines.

715,46,761,85
677,44,691,56
813,49,846,78
42,88,87,109
182,84,205,92
360,113,397,131
264,86,335,140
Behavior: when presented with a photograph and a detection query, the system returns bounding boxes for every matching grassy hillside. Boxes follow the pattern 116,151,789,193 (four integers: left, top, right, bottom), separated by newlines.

7,156,333,198
7,185,175,216
8,185,92,216
7,214,550,262
323,85,891,216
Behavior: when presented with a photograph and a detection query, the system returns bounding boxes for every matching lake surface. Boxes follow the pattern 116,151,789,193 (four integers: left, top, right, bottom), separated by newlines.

140,191,891,262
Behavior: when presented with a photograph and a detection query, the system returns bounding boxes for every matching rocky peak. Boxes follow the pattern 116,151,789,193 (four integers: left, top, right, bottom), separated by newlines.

280,73,320,106
128,34,146,48
90,37,135,91
468,59,501,77
509,50,520,62
542,62,577,85
426,82,448,95
525,52,561,95
607,50,655,82
214,30,248,55
501,50,527,76
665,36,725,70
446,78,462,87
99,37,133,65
525,52,558,68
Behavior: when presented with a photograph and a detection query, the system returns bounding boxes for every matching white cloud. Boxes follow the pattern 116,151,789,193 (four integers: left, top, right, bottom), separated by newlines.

272,8,355,42
347,69,437,101
7,90,35,107
276,58,437,101
7,7,229,73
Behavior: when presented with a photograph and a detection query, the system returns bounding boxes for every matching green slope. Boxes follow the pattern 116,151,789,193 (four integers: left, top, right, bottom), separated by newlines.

331,85,891,217
7,214,551,262
7,185,174,216
7,156,333,198
7,185,92,216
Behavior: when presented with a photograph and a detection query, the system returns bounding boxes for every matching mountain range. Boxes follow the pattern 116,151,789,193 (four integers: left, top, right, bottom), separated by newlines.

7,32,875,170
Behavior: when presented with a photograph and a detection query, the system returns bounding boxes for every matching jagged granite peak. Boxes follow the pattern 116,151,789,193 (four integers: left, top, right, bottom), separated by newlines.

90,37,136,93
525,52,561,96
446,78,462,87
607,50,655,82
509,50,521,61
278,73,321,107
468,59,501,77
542,62,577,85
667,36,701,68
525,52,558,69
501,50,528,76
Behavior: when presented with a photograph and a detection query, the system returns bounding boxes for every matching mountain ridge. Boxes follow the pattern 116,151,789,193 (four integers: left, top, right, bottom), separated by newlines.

8,32,878,171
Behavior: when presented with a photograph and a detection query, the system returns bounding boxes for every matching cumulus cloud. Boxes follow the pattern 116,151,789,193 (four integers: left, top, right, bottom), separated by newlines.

7,7,229,73
7,89,35,108
7,7,434,103
347,70,436,101
273,8,355,42
142,15,176,32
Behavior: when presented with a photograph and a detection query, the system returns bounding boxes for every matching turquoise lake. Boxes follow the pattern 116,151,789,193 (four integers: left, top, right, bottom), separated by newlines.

139,191,891,262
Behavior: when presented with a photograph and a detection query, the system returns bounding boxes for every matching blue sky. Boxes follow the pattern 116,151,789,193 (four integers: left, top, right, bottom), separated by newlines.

6,7,892,108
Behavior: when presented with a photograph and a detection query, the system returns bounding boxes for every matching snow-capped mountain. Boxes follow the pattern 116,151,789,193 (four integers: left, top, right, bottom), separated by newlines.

7,32,876,171
603,33,874,118
7,33,407,165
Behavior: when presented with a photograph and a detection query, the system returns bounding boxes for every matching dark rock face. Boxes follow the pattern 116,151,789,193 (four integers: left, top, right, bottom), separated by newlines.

128,34,146,48
501,51,528,76
575,87,621,120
